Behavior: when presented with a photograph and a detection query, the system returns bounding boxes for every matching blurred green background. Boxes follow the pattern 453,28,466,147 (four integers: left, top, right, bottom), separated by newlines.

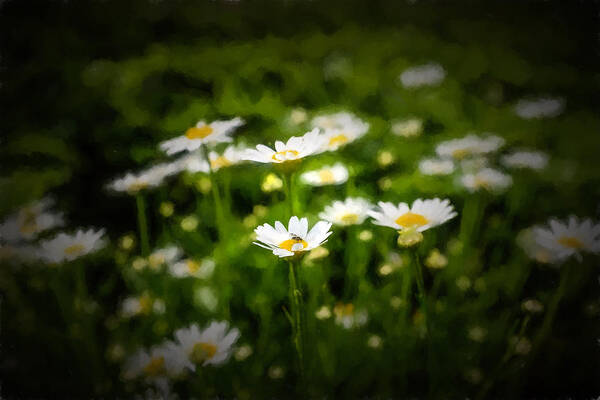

1,0,600,398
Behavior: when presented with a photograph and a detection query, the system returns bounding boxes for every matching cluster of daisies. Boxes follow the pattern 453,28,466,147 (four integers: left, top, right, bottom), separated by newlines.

122,321,240,391
0,197,106,265
416,133,550,194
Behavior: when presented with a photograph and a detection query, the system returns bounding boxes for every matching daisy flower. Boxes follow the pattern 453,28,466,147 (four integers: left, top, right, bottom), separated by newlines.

319,197,372,226
311,112,369,152
174,321,240,369
253,216,333,258
418,158,455,176
172,152,210,174
37,228,106,263
501,150,549,170
108,163,179,194
398,63,446,88
300,163,349,186
122,342,187,382
243,128,324,165
461,168,512,193
391,118,423,138
120,293,165,318
208,144,248,171
168,258,215,279
159,117,244,155
0,197,63,243
514,97,564,119
435,134,505,160
333,302,368,329
368,198,457,232
148,245,183,270
531,216,600,262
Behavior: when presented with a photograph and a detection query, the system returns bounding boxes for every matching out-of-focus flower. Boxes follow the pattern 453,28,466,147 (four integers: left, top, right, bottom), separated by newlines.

464,368,483,384
368,198,457,232
289,108,308,125
0,198,64,243
501,150,549,170
173,152,210,174
456,276,472,291
253,216,332,258
209,144,248,171
300,163,349,186
514,97,564,119
148,246,183,270
378,177,393,191
418,158,455,176
195,176,212,193
234,345,253,361
169,258,215,279
511,336,532,355
108,163,179,194
399,63,446,88
159,202,174,218
461,168,512,193
436,134,504,160
319,197,372,226
425,248,448,269
367,335,383,349
334,302,368,329
397,227,423,247
311,112,369,152
391,118,423,138
120,293,165,318
531,216,600,263
243,129,324,166
119,234,136,251
194,287,219,312
522,299,544,314
459,156,490,173
377,151,395,167
390,296,404,310
305,246,330,264
122,342,187,382
261,173,283,192
358,230,373,241
37,228,106,263
517,228,560,264
468,326,487,342
268,365,285,379
160,117,244,155
180,215,199,232
315,305,332,320
174,321,240,369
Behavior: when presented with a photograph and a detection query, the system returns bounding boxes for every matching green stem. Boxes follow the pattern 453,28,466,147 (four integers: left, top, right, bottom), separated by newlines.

410,248,435,396
283,172,295,216
288,259,306,390
201,145,225,238
136,193,150,256
530,265,571,359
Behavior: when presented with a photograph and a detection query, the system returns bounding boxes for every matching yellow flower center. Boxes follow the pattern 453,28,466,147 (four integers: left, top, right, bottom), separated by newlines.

272,150,299,162
279,237,308,252
328,134,349,148
334,303,354,317
318,169,336,183
474,177,491,190
191,342,218,363
128,181,148,193
395,212,429,228
558,236,584,249
452,149,470,159
64,243,85,256
139,294,154,315
185,125,214,140
210,156,232,170
148,254,165,269
19,210,38,234
186,259,201,274
143,356,165,377
340,213,359,225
